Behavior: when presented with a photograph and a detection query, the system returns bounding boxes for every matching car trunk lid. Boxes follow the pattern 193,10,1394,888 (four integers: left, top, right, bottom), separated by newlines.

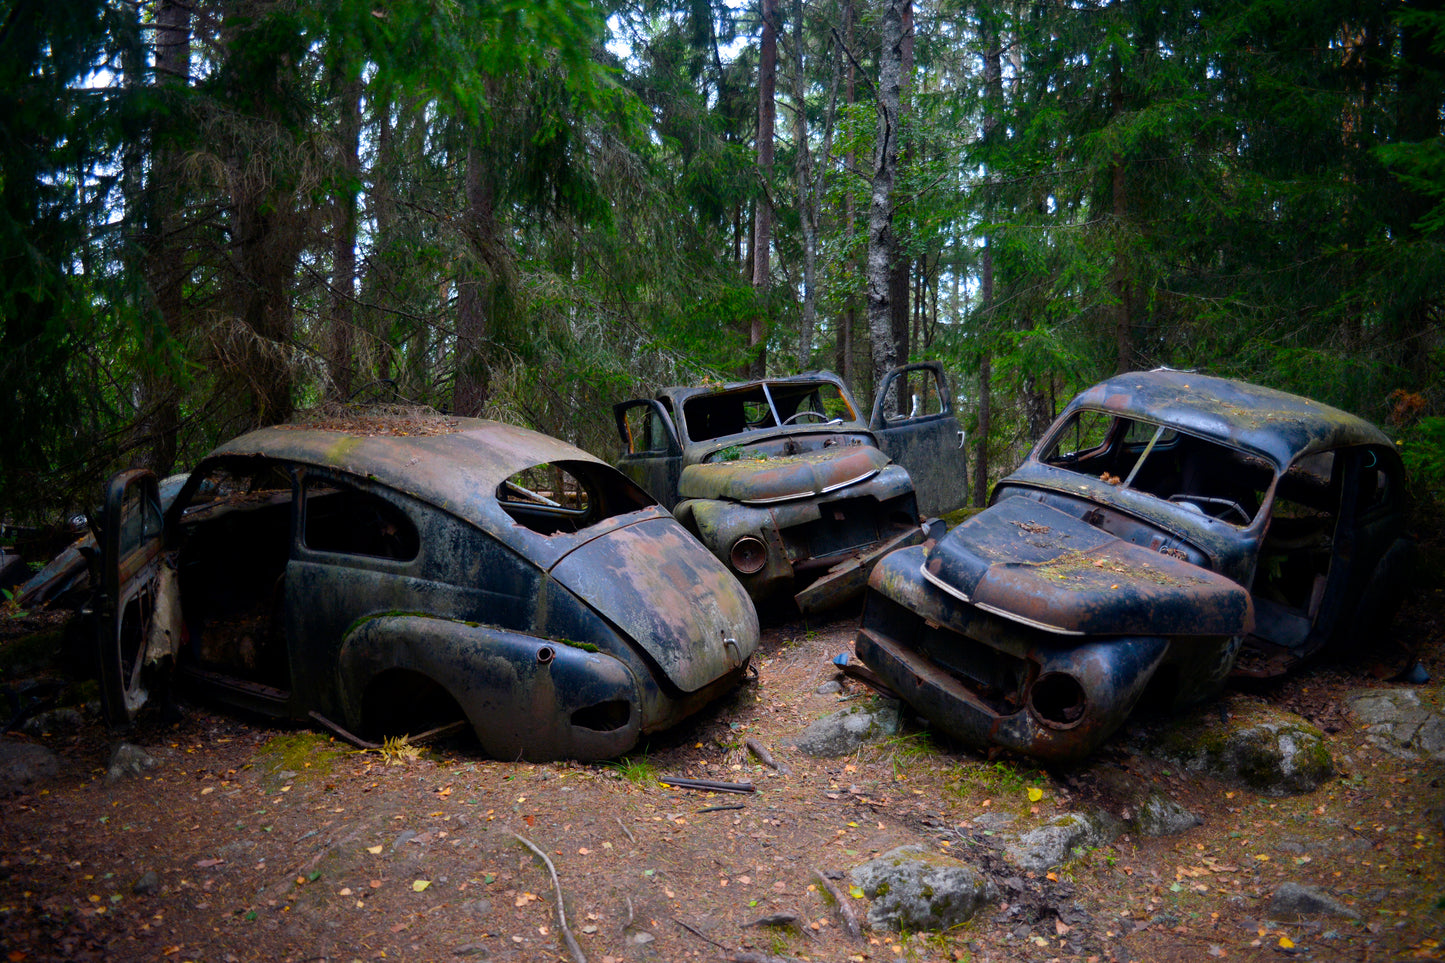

548,516,759,692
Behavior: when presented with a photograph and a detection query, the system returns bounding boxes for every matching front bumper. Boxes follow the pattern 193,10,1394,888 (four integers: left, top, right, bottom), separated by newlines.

855,546,1172,763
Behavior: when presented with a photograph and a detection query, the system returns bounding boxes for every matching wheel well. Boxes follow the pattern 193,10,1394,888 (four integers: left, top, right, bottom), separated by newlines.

360,669,469,740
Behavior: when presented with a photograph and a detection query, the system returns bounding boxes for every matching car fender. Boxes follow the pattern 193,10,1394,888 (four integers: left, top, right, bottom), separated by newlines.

336,614,642,761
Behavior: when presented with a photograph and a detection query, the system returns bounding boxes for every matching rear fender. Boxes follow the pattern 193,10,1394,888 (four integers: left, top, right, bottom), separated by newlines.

338,614,641,761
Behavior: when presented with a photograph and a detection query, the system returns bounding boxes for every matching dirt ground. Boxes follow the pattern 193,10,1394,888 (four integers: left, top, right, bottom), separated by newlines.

1,587,1443,963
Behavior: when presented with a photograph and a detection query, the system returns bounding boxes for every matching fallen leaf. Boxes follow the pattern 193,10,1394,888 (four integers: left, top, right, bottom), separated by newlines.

367,845,383,855
412,880,431,892
1279,936,1295,949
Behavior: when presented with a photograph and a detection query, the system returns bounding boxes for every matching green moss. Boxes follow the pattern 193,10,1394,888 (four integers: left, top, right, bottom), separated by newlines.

254,732,346,789
557,638,600,653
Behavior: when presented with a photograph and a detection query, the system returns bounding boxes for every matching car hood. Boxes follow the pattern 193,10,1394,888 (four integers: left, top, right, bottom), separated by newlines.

678,446,889,504
549,516,759,692
922,498,1252,637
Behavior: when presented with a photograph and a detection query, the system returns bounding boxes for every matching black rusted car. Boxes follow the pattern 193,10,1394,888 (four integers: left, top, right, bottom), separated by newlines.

613,363,969,613
88,415,759,761
856,370,1414,763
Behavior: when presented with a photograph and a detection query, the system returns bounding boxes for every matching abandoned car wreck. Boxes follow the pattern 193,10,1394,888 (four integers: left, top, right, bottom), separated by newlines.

88,415,760,761
613,363,969,613
856,369,1414,763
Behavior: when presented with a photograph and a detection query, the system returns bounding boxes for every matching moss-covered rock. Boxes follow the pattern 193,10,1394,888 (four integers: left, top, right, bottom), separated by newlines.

1150,702,1332,796
850,845,995,931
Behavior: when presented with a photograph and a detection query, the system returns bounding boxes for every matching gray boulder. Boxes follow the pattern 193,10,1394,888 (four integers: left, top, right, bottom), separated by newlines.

0,738,59,796
106,742,158,783
1268,882,1360,920
790,699,903,757
1003,812,1120,873
1346,688,1445,762
1131,792,1203,837
1151,703,1332,796
851,845,995,931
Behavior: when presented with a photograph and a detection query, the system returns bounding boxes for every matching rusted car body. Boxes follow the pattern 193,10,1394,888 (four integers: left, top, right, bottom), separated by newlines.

89,416,759,761
857,370,1413,762
613,363,968,613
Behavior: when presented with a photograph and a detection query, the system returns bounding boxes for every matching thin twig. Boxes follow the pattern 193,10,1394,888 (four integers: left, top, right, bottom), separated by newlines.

812,868,863,942
672,917,729,950
698,804,746,814
615,816,636,844
507,830,587,963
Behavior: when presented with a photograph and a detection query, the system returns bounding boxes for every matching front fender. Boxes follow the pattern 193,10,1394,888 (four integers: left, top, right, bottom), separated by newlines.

338,614,642,761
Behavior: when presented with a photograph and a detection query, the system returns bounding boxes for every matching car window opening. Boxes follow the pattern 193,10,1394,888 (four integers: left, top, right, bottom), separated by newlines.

497,460,653,535
1042,411,1269,527
304,480,420,562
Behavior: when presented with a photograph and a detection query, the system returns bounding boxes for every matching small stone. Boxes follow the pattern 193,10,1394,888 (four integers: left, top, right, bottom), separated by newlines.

1268,882,1360,920
132,870,161,895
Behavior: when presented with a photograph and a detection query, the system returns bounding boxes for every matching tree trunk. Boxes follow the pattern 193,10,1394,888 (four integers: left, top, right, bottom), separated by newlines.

887,0,914,375
142,0,190,473
835,0,858,388
330,69,361,402
454,138,501,416
972,8,1002,507
751,0,779,378
867,0,904,416
792,0,817,370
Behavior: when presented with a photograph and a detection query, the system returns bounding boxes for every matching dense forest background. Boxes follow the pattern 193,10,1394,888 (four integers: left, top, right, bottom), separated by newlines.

2,0,1443,527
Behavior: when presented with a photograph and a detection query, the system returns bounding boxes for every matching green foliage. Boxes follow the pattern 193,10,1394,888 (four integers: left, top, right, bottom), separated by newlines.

1397,417,1445,505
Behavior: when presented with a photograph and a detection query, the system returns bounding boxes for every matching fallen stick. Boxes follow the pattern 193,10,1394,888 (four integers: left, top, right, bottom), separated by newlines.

507,830,587,963
658,776,755,794
744,738,790,774
615,816,636,844
698,803,747,814
812,868,863,942
721,953,807,963
672,917,728,950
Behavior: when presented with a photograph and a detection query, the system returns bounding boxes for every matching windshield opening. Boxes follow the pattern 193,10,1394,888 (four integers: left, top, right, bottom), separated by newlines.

681,381,856,442
1040,410,1274,527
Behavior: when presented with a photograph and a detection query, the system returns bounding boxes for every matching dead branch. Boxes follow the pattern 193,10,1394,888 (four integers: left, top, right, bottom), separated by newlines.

507,830,587,963
744,738,790,774
659,776,756,794
615,816,636,844
812,868,863,942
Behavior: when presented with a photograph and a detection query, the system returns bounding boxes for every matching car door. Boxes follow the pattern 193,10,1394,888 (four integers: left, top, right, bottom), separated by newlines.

95,469,167,724
869,362,969,517
613,398,684,509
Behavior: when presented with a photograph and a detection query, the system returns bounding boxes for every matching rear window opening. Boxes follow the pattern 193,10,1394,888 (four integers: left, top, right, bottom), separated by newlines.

1042,410,1273,527
497,460,653,535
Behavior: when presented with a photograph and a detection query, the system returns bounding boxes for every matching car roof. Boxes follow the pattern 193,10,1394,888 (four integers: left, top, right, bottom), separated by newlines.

653,370,854,406
1066,369,1393,467
207,415,609,521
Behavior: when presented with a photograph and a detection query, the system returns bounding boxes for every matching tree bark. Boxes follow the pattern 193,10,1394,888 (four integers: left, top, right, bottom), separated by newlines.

867,0,904,416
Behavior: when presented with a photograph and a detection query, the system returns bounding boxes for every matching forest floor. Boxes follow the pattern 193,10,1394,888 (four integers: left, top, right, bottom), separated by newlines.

0,572,1443,962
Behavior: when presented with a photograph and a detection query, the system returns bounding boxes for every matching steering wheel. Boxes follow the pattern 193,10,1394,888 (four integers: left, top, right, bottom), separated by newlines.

1168,494,1251,525
782,410,835,425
